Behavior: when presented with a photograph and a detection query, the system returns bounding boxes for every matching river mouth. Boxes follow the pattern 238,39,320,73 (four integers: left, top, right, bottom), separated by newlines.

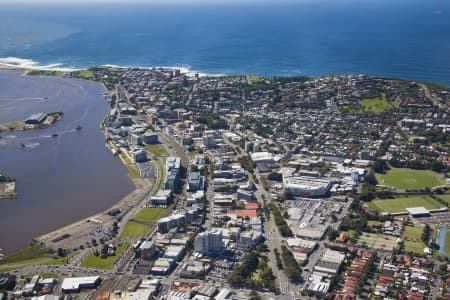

0,70,134,254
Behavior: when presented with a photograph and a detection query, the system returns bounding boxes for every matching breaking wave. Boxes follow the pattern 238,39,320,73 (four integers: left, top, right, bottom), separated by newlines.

0,57,79,72
0,57,225,77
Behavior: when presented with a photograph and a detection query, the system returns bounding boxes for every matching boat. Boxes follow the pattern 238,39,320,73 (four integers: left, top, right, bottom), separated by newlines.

52,133,58,137
20,143,25,148
75,125,82,131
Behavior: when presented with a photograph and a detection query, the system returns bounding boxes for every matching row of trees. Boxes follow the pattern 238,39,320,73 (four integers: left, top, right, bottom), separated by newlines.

270,203,293,237
390,157,448,173
280,246,303,283
422,224,431,244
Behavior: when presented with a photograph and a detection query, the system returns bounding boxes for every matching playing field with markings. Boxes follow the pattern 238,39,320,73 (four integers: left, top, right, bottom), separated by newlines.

367,196,444,213
376,168,444,190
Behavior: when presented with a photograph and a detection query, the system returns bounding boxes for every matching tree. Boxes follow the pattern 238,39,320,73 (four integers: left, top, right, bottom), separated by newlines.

267,172,283,182
438,263,447,276
186,234,195,251
327,228,339,241
280,246,303,283
364,171,378,186
331,213,338,222
256,243,269,253
249,291,263,300
422,224,431,243
227,252,260,287
57,248,66,257
373,159,389,173
270,203,293,237
112,221,119,235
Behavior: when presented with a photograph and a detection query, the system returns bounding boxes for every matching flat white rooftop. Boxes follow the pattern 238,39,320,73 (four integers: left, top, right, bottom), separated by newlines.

61,276,100,291
406,207,430,216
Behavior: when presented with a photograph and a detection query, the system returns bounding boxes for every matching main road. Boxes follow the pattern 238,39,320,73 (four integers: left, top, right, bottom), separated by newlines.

223,137,298,300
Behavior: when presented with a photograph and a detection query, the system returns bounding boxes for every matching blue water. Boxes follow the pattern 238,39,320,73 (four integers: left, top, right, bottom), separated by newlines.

438,228,450,258
0,0,449,84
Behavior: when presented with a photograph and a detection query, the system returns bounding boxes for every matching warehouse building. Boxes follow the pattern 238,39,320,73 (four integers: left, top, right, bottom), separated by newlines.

25,113,47,125
61,276,101,293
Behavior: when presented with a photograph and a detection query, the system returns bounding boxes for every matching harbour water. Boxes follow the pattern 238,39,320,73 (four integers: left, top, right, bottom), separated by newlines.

0,70,134,254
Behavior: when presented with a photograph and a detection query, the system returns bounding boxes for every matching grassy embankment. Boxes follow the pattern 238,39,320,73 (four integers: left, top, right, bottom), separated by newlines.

0,245,50,267
21,273,59,279
154,157,166,193
44,253,76,265
118,153,140,179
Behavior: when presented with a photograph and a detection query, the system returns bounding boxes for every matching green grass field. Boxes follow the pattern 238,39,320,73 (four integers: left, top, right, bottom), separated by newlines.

0,245,49,266
120,208,165,239
367,195,444,213
402,226,426,254
134,207,165,223
339,92,394,114
224,76,242,82
80,243,128,269
358,92,394,113
120,221,149,238
75,70,95,80
436,194,450,205
145,144,168,156
376,167,444,190
445,231,450,256
247,75,266,84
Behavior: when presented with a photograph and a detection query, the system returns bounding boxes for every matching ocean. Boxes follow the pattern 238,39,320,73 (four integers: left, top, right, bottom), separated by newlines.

0,0,449,85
